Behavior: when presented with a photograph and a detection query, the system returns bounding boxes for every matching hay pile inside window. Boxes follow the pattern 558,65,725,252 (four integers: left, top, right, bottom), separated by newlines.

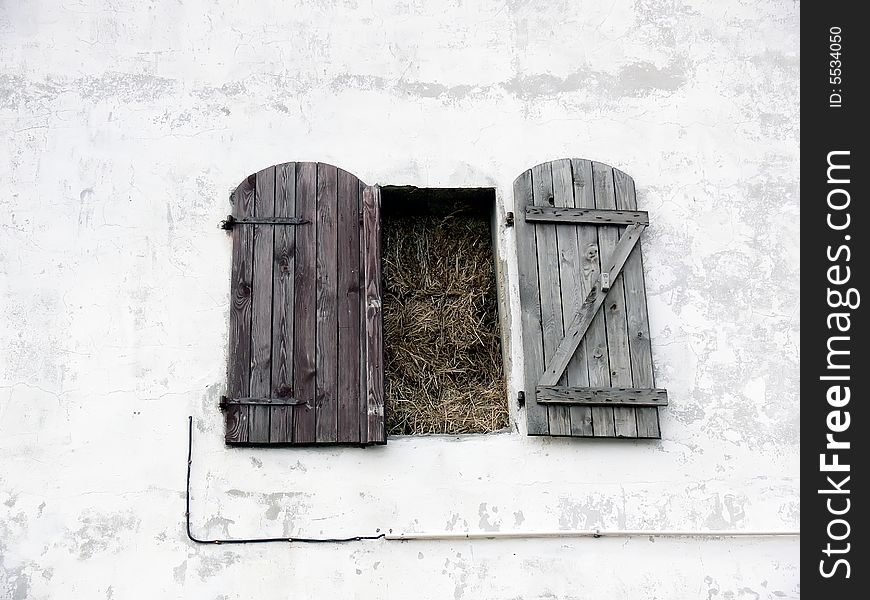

382,215,508,435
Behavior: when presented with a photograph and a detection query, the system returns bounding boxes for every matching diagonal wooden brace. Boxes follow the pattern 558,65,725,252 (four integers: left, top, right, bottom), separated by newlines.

538,223,646,386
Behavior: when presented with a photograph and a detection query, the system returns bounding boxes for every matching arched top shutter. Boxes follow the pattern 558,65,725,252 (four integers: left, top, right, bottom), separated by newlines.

223,162,385,445
514,158,667,439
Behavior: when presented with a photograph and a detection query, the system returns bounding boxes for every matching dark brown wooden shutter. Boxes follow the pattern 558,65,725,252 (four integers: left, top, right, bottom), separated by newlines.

223,162,385,445
515,158,667,439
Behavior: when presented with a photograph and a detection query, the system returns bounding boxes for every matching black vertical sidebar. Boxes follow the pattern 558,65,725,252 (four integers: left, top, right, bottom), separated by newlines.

802,4,867,596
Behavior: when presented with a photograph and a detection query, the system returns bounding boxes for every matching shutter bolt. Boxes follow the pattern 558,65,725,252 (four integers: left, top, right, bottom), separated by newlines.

517,390,526,408
505,212,515,227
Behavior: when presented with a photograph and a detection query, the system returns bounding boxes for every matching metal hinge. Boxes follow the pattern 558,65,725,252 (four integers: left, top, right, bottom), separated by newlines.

505,211,515,227
220,215,310,230
517,390,526,409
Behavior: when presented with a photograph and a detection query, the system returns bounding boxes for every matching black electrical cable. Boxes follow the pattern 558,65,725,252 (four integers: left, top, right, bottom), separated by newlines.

185,416,386,544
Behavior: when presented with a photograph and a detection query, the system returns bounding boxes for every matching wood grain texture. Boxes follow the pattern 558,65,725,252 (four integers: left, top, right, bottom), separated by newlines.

315,163,339,442
592,162,635,438
530,166,560,366
550,159,586,435
336,169,361,443
571,158,611,437
358,180,369,444
614,168,661,439
293,162,317,443
537,387,668,406
514,170,549,435
525,206,649,225
362,186,385,444
537,223,644,387
531,162,570,435
270,162,296,442
248,167,276,443
225,175,255,444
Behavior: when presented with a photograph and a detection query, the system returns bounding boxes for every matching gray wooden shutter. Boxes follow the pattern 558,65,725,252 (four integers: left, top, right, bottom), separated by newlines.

223,162,385,445
515,159,667,439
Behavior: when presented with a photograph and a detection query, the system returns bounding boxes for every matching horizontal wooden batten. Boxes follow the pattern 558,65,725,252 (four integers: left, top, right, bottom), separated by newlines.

525,206,649,226
536,387,669,406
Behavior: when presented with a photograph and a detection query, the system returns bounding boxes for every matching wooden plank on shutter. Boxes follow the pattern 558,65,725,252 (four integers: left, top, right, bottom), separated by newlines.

531,162,569,436
293,162,317,443
614,169,661,438
592,162,636,438
336,169,361,443
225,175,255,444
270,162,296,442
362,185,385,444
315,164,339,442
515,170,549,436
249,167,276,443
358,180,369,444
551,159,591,435
571,158,611,437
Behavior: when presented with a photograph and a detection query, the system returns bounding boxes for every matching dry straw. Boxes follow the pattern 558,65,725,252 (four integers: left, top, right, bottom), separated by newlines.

382,214,508,435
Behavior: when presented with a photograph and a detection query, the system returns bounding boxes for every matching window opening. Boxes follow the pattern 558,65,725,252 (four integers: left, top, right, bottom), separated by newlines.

380,186,507,435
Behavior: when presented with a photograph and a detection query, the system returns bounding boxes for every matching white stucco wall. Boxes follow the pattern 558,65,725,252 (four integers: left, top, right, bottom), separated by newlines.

1,1,800,598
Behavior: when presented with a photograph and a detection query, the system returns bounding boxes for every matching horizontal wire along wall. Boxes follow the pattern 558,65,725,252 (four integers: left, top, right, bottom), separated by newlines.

186,417,798,545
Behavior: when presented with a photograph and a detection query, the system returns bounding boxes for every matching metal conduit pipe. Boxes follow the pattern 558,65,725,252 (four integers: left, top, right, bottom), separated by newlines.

385,530,800,541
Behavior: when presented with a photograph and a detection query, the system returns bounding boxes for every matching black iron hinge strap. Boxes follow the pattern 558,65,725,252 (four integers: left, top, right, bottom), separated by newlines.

220,396,309,408
220,215,310,230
